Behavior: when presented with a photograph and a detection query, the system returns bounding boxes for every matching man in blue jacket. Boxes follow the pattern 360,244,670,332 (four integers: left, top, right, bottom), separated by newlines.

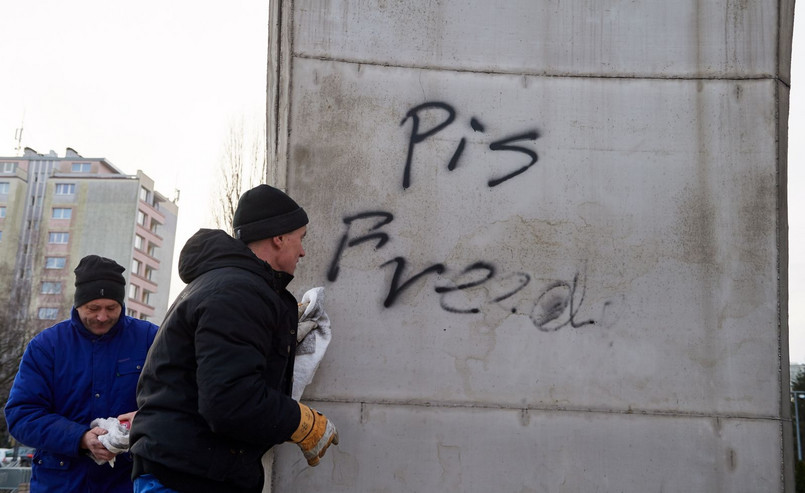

5,255,158,493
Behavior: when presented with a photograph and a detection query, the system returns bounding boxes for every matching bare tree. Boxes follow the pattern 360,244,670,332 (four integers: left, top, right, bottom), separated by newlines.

213,117,267,233
0,260,70,447
0,278,31,447
0,320,27,447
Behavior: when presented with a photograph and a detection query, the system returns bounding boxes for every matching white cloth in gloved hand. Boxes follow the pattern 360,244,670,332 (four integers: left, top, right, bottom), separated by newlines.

292,287,331,400
263,288,332,476
89,417,130,467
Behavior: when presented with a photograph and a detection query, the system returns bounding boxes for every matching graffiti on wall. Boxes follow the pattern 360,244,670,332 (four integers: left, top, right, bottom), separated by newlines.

400,101,540,189
326,101,619,332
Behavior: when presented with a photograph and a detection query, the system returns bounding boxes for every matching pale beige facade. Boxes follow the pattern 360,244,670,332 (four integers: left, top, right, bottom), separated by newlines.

0,147,178,333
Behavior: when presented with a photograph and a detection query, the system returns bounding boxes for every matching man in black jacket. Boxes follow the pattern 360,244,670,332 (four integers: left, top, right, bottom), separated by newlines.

130,185,338,493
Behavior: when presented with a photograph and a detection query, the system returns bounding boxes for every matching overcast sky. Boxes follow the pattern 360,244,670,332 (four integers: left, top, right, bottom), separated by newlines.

1,2,803,363
0,0,267,302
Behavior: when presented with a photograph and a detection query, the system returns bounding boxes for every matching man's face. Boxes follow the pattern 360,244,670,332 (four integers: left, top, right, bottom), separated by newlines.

76,299,122,335
274,226,307,275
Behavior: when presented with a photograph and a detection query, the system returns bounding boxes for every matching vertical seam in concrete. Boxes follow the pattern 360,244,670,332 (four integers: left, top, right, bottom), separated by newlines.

776,72,794,493
776,0,781,78
773,1,793,487
283,0,295,193
266,0,281,186
266,0,292,190
776,73,784,491
270,1,281,162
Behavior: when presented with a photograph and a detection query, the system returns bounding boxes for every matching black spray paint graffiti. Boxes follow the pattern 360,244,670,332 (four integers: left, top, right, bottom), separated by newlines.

325,101,618,332
327,212,603,332
400,101,539,189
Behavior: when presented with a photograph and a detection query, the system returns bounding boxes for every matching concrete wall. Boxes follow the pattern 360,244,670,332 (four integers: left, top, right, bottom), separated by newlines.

268,1,795,491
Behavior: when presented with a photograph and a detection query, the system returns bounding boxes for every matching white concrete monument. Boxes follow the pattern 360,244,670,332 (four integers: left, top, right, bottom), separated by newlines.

267,1,796,491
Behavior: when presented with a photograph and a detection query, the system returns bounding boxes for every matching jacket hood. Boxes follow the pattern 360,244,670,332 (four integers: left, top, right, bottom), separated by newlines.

178,229,293,288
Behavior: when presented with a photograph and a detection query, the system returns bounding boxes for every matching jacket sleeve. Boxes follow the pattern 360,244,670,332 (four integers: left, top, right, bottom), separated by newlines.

194,285,301,446
4,337,89,457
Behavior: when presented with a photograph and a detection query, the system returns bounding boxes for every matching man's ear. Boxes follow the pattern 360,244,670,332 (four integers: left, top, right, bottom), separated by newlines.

272,235,284,248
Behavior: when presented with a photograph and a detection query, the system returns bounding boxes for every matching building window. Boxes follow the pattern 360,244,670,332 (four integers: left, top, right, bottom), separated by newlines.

137,210,147,226
127,308,138,317
132,258,141,276
149,220,159,235
0,206,5,218
1,162,16,173
142,290,151,305
134,234,144,250
139,186,150,203
45,257,66,269
41,282,62,294
55,183,76,195
71,163,91,173
139,314,149,321
146,243,156,257
38,307,60,320
129,284,139,300
48,232,69,244
144,266,154,281
52,207,72,219
0,182,9,194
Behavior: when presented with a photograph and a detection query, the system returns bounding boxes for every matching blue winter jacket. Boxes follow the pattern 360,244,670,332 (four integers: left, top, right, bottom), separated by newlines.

4,307,158,493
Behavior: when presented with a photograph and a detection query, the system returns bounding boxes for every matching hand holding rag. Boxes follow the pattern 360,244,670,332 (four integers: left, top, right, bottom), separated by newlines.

293,287,331,400
88,417,130,467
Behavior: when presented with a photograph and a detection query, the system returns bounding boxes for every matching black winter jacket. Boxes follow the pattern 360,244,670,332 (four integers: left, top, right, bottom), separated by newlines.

130,229,301,493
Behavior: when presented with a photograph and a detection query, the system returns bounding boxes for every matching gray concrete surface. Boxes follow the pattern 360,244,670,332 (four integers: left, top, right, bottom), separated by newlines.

267,1,795,491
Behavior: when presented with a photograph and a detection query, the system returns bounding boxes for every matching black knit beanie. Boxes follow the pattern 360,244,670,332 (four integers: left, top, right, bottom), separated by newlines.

74,255,126,308
233,184,308,243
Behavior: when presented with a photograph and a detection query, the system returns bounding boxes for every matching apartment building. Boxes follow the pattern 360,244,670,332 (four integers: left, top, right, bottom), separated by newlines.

0,147,178,333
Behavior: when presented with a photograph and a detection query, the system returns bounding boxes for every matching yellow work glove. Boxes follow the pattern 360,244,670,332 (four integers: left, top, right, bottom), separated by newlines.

290,402,339,466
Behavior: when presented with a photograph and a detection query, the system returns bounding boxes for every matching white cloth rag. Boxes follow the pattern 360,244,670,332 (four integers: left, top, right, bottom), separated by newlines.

89,417,129,467
264,287,332,477
292,287,331,400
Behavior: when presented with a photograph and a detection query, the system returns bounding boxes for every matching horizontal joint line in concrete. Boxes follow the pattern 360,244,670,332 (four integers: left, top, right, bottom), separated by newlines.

306,397,782,422
293,53,777,82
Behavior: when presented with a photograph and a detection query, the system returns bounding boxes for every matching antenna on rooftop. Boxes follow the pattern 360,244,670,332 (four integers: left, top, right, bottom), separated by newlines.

14,112,25,155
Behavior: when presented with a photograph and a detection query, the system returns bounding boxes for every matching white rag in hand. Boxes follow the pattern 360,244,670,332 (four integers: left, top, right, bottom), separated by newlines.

292,287,331,400
263,287,332,476
89,417,129,467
